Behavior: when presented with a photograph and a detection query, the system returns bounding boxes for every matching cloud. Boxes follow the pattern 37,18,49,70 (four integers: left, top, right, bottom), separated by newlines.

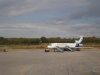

0,22,67,38
67,24,100,37
48,0,100,26
68,0,100,20
0,0,100,38
0,22,100,38
0,0,88,16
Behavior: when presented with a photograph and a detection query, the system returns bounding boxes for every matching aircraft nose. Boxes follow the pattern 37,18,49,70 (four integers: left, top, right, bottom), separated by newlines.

47,46,50,48
47,46,51,48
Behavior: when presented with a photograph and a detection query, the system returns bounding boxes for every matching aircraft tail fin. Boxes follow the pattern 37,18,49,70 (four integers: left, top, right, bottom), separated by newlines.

75,36,83,45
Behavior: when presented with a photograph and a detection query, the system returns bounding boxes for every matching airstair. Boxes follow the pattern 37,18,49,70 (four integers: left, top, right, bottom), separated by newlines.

65,46,74,52
56,46,64,52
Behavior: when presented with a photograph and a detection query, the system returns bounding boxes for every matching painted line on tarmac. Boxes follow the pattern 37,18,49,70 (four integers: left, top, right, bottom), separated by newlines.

20,66,28,75
20,64,36,75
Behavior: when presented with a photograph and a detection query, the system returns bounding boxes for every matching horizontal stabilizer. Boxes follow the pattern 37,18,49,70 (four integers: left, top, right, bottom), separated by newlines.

56,46,64,52
65,46,74,52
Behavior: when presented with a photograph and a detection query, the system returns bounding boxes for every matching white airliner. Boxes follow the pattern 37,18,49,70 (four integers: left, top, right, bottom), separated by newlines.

46,36,84,52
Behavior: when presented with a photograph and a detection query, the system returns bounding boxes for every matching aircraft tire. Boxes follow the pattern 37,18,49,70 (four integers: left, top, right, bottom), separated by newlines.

45,49,50,52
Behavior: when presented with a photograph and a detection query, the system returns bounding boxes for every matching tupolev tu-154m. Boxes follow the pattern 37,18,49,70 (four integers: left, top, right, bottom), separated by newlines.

45,36,84,52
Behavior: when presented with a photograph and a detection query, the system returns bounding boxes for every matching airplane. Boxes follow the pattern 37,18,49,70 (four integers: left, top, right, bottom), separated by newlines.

45,36,84,52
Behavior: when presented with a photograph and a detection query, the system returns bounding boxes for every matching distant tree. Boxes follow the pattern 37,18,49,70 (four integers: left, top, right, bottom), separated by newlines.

41,37,48,43
0,37,5,45
0,36,100,45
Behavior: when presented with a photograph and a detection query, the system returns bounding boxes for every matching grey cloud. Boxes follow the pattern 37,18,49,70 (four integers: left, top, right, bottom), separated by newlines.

0,0,41,16
0,0,88,16
0,22,100,38
0,0,100,38
68,24,100,37
51,0,100,25
68,0,100,20
0,22,62,38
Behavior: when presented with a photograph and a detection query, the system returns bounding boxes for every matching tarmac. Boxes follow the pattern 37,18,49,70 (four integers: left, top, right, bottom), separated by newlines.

0,49,100,75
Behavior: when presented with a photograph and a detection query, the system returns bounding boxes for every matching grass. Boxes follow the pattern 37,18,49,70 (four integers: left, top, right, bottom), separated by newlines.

84,43,100,49
8,43,48,49
1,43,100,50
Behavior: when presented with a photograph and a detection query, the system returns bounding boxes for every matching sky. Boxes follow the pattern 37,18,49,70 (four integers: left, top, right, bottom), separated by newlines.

0,0,100,38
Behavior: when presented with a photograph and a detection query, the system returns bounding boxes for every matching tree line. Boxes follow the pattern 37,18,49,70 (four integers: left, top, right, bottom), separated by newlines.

0,36,100,45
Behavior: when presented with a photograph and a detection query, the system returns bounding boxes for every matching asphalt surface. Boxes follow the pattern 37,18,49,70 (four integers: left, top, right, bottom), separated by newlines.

0,49,100,75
